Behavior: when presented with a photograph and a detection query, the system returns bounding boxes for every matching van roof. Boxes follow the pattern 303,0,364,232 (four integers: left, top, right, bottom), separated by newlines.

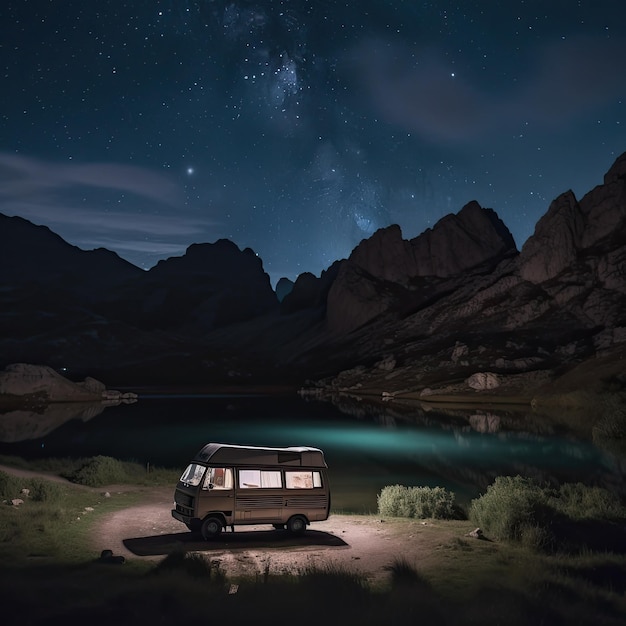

192,442,327,468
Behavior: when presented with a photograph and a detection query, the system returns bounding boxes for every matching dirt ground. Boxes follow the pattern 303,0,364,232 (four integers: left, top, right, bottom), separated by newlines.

92,486,428,584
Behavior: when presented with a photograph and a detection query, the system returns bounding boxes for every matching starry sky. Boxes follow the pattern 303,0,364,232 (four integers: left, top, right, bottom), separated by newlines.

2,1,626,287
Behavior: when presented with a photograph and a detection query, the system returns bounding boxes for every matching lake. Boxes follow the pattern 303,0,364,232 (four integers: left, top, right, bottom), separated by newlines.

1,392,624,512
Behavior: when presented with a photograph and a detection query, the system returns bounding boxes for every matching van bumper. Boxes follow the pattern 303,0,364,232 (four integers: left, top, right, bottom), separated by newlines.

171,508,193,524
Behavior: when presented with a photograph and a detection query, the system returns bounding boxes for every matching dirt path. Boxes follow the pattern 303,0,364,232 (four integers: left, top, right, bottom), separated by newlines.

91,486,417,583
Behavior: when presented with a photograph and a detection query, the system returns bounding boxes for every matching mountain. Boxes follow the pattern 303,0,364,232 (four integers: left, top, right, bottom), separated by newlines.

1,152,626,408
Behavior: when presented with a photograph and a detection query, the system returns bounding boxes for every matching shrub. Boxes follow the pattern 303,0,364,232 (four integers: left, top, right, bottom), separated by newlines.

69,456,127,487
468,475,555,547
26,478,63,502
377,485,456,519
553,483,626,521
0,470,22,500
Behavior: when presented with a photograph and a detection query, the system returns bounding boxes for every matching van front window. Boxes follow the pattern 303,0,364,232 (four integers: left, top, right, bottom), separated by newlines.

203,467,233,490
179,463,206,487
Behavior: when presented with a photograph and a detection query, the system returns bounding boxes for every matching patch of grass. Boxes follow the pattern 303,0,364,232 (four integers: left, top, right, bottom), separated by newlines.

1,454,180,488
383,556,427,588
0,469,146,565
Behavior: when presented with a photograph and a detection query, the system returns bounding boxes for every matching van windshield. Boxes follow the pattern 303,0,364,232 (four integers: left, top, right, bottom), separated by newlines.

179,463,206,487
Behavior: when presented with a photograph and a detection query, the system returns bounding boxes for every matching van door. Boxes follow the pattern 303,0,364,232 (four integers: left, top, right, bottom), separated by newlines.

235,468,283,522
198,467,234,523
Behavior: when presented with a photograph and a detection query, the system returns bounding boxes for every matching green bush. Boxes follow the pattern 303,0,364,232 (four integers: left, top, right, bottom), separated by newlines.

0,470,22,500
377,484,456,519
553,482,626,521
26,478,64,502
468,476,626,551
69,455,127,487
468,475,554,548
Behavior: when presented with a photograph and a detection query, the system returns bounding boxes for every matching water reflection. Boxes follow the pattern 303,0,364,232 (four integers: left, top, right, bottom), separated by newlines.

0,398,135,443
0,393,623,513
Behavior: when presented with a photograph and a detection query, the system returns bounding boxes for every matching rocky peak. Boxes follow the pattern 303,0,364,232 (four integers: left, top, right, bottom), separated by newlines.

518,151,626,284
326,202,517,333
604,151,626,185
518,190,585,284
409,200,517,278
0,212,142,290
280,261,342,315
348,224,417,284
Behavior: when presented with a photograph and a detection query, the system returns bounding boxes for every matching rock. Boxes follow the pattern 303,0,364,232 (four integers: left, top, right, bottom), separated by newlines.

466,372,500,391
99,549,125,564
0,364,103,402
452,342,469,363
376,355,396,371
10,499,24,506
0,363,132,404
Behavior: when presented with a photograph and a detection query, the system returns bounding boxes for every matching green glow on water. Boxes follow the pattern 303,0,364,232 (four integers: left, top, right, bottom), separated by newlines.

1,395,621,513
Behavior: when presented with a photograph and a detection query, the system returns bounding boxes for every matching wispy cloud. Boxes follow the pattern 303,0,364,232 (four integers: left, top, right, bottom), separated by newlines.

348,35,626,143
0,153,182,205
0,153,223,266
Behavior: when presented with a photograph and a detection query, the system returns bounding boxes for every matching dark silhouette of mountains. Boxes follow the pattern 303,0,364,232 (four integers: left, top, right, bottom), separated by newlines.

1,151,626,398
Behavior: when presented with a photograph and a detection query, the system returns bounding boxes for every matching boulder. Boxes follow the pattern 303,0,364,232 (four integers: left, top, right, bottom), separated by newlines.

466,372,500,391
0,363,112,402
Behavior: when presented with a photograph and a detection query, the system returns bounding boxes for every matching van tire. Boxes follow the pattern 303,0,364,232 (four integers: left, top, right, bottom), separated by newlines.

201,516,223,540
286,515,307,535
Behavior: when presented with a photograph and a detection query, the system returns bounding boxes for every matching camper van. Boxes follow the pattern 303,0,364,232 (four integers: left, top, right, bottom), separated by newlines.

171,443,331,539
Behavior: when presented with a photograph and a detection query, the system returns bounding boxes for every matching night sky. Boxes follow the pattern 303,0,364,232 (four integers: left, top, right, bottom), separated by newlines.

2,1,626,287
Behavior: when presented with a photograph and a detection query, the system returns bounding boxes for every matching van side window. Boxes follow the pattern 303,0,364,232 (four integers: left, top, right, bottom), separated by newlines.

285,470,322,489
203,467,233,490
238,469,282,488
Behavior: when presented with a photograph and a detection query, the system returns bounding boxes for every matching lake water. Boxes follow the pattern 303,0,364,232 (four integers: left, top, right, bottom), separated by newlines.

1,392,624,512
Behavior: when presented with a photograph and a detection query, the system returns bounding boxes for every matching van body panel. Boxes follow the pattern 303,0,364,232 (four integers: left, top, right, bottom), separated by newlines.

171,442,330,535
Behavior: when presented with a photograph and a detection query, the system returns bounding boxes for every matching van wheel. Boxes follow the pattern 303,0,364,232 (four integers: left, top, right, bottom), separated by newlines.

286,515,307,535
201,516,223,540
